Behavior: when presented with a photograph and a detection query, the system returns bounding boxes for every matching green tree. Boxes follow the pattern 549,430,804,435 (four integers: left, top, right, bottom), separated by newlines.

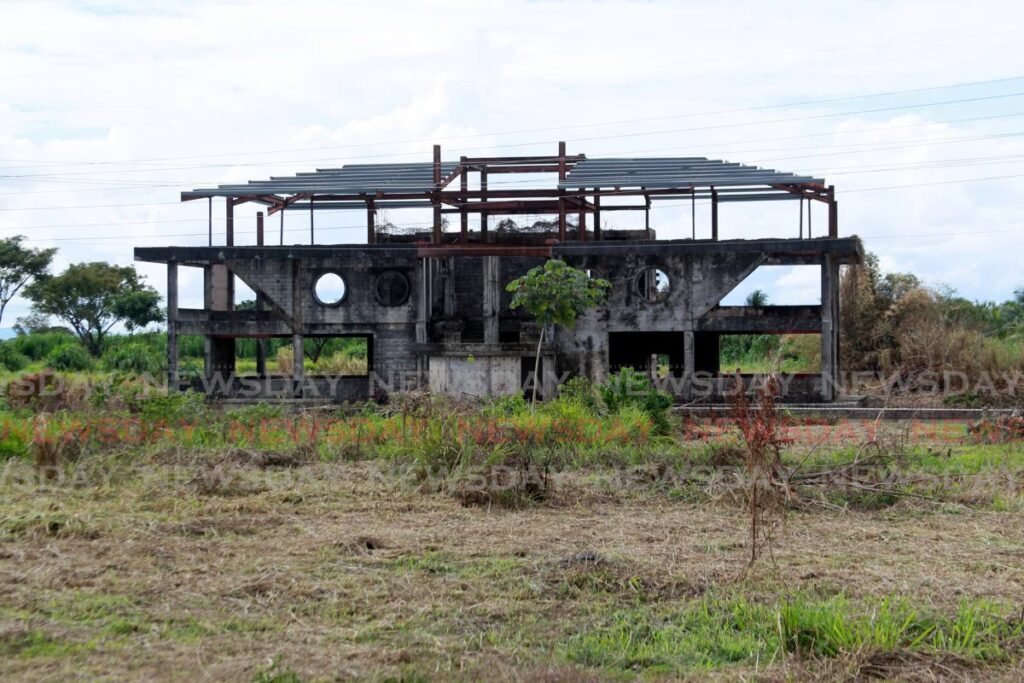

25,262,162,357
745,289,768,307
506,259,610,405
0,235,56,328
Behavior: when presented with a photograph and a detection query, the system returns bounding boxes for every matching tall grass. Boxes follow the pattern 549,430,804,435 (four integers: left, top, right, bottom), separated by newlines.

565,594,1022,673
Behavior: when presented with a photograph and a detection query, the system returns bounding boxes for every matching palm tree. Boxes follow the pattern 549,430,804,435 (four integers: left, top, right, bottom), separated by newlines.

745,290,768,307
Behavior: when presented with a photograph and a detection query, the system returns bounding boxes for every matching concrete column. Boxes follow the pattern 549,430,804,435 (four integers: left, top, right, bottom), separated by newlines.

255,213,267,378
483,255,500,344
292,258,304,398
820,253,839,401
443,257,456,317
415,257,428,344
683,329,695,401
166,261,179,393
204,264,235,393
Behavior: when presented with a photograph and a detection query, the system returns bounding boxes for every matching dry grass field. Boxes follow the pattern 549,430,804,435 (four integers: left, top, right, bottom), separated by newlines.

1,419,1022,681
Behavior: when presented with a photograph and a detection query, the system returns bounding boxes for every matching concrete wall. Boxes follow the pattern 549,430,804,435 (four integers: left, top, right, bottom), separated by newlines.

139,236,860,403
428,355,521,397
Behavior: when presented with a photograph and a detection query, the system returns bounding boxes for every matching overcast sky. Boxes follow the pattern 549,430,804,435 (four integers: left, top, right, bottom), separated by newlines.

1,0,1023,320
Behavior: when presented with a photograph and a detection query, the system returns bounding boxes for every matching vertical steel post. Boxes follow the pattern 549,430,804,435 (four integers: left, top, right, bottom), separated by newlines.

432,145,442,244
480,167,489,240
644,195,651,240
827,185,838,238
309,195,314,244
577,198,586,241
207,197,212,246
459,157,468,242
225,198,234,246
557,141,567,240
593,191,601,240
799,198,804,239
711,188,718,241
279,207,284,245
366,200,376,244
691,188,696,240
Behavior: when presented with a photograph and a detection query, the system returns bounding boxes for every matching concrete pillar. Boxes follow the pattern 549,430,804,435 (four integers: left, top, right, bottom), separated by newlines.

683,329,695,401
204,264,235,394
166,261,179,393
820,253,839,401
443,257,456,317
292,258,304,398
255,212,267,378
415,257,428,344
483,255,500,344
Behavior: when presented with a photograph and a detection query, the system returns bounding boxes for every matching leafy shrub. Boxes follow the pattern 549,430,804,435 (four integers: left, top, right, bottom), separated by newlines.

555,376,603,415
103,341,166,376
482,392,529,417
0,343,29,372
135,391,207,421
600,368,673,433
45,343,94,372
10,331,74,361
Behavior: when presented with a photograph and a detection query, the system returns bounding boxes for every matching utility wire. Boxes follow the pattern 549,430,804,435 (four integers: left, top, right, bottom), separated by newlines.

3,74,1023,170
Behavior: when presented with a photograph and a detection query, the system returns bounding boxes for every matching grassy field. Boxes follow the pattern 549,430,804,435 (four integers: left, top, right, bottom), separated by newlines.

0,388,1022,681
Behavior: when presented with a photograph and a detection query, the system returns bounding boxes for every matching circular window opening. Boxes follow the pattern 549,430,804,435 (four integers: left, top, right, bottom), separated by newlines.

375,270,410,306
313,272,347,306
636,268,670,302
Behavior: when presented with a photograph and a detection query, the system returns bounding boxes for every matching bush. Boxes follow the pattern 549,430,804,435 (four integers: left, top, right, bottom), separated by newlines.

555,376,603,415
600,368,673,433
45,343,94,372
10,331,75,361
103,341,166,376
0,343,29,372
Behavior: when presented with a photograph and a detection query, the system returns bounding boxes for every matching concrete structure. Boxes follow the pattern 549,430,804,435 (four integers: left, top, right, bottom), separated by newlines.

135,145,863,403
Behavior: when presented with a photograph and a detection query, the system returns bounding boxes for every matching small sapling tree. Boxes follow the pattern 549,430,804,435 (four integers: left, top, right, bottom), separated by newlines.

506,259,610,405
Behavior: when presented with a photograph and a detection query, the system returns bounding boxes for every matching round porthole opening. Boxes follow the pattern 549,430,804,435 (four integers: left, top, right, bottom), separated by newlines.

636,268,670,302
375,270,410,306
313,272,347,306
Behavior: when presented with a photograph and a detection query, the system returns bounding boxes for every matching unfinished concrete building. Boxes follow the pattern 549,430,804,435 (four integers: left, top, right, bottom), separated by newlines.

135,143,863,403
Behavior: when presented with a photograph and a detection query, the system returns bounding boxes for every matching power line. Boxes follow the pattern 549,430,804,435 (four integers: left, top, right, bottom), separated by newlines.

3,74,1023,170
3,113,1023,209
5,104,1024,196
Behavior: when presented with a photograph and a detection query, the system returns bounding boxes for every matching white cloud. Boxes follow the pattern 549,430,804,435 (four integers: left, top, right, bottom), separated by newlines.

1,0,1024,325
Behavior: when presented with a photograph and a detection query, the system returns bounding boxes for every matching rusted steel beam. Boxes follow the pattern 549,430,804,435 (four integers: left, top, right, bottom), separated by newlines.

479,164,562,174
462,154,585,164
416,242,552,258
442,199,594,212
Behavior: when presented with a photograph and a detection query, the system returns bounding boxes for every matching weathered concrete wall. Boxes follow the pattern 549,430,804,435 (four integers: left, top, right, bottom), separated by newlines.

137,236,861,403
428,355,521,397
